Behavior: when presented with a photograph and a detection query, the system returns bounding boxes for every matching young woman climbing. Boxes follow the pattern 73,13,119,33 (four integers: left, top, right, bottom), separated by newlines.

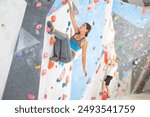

47,0,92,76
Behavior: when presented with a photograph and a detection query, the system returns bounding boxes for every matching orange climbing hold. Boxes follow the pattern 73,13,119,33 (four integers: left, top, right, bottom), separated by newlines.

104,51,108,64
35,2,42,8
49,37,56,45
114,71,119,77
51,15,56,22
48,61,55,69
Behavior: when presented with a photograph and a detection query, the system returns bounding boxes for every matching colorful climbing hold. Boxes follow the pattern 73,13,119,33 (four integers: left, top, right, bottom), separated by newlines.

114,71,119,78
35,2,42,8
51,15,56,22
35,24,42,30
94,0,100,4
15,51,23,57
101,92,107,100
35,65,41,69
27,93,35,100
49,37,56,45
66,75,70,84
104,51,108,64
62,94,67,100
46,27,51,33
69,65,72,71
60,68,66,80
87,3,95,11
48,61,55,69
43,52,49,59
44,94,47,99
42,69,47,76
62,1,68,6
62,83,67,88
50,8,56,13
68,21,71,27
142,7,149,16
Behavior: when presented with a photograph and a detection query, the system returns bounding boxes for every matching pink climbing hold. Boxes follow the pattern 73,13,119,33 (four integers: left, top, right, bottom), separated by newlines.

94,0,100,4
43,52,49,59
66,75,70,84
50,8,56,13
142,7,149,16
44,94,47,99
87,2,95,11
35,24,42,30
42,69,47,76
46,26,51,33
35,2,42,8
27,93,35,100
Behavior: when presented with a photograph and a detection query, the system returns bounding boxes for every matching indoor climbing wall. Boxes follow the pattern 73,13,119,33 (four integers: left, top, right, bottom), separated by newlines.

38,0,106,100
82,0,119,100
0,0,27,99
70,0,105,100
112,0,150,98
38,0,74,100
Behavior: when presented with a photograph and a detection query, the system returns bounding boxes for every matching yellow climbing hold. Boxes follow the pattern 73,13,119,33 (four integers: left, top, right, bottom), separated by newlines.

35,65,41,69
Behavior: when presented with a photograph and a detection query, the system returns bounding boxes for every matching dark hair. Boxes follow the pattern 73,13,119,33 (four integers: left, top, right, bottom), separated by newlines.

85,22,92,37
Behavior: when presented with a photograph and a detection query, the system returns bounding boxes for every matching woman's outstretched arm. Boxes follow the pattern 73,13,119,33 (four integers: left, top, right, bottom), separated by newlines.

81,40,88,76
67,0,79,32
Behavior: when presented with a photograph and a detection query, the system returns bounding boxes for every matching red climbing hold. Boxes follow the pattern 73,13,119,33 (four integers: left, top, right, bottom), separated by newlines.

43,52,49,59
51,15,56,22
62,1,68,5
42,69,47,76
62,94,67,100
48,61,55,69
35,24,42,30
101,92,108,100
104,51,108,64
27,93,35,100
35,2,42,8
49,37,56,45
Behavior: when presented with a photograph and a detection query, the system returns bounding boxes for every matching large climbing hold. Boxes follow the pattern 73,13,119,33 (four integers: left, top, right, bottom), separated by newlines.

48,61,55,69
